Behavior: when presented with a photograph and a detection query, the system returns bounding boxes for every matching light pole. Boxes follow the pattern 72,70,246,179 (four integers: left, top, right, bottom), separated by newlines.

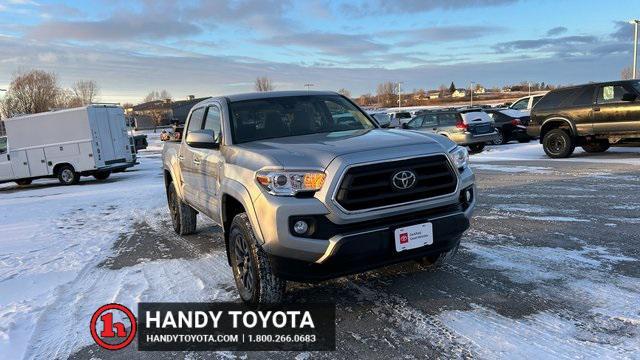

528,81,531,96
631,20,639,79
397,82,403,108
470,81,475,107
304,83,314,94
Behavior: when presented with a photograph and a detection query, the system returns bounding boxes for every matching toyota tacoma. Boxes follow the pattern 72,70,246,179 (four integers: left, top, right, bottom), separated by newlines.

162,91,476,303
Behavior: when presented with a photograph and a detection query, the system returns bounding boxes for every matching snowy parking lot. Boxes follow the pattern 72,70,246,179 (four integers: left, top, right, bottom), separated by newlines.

1,132,639,359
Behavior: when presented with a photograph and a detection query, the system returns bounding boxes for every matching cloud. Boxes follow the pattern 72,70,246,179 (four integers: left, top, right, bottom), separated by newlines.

262,32,389,56
546,26,567,36
610,21,633,41
342,0,517,15
494,35,597,52
27,17,201,41
387,25,503,45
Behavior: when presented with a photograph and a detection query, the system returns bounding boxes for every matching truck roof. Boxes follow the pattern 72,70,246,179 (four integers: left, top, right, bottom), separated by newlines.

224,90,338,103
4,104,122,122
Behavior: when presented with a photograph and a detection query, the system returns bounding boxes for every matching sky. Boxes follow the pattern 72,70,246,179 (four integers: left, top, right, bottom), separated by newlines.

0,0,637,104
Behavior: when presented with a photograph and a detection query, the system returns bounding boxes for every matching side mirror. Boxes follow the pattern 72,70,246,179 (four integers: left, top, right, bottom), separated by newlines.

186,129,220,149
622,93,638,102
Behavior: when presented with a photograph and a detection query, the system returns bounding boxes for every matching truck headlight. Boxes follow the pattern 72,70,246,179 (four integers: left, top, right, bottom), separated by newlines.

449,146,469,170
256,170,326,196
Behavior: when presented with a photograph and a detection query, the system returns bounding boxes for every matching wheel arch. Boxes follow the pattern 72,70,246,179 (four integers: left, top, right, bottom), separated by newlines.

540,117,576,142
52,162,75,175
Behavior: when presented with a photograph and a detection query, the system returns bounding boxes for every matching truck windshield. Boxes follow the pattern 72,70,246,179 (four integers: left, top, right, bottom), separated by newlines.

229,95,376,143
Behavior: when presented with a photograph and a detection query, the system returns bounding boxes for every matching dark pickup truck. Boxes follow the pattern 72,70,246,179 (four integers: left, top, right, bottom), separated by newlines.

527,80,640,158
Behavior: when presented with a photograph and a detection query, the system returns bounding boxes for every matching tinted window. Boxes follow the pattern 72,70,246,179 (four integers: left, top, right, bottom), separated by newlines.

597,85,633,104
632,81,640,94
534,89,577,110
422,114,438,127
186,107,205,134
532,95,543,106
203,105,222,143
572,86,595,106
229,95,375,143
395,112,411,119
406,115,424,129
438,113,458,126
511,98,529,110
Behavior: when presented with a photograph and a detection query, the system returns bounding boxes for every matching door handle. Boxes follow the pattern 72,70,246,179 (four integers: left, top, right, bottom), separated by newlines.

593,106,600,112
193,159,201,166
177,155,184,161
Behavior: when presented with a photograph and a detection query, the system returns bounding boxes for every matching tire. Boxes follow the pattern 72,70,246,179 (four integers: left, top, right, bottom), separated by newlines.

15,179,32,186
229,213,286,304
417,242,459,270
491,129,507,145
167,182,197,235
57,164,80,185
93,171,111,180
582,140,610,153
468,143,486,153
542,129,575,158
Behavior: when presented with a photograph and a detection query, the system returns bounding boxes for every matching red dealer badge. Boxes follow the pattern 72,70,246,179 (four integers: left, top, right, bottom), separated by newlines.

90,303,137,350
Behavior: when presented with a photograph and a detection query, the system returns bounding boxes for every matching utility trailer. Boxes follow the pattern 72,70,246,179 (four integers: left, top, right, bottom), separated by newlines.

0,104,136,186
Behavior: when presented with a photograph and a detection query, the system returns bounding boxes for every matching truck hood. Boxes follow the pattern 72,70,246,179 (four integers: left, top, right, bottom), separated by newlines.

236,129,448,169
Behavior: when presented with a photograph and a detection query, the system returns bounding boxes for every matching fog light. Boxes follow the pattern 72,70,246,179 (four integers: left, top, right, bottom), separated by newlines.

293,220,309,235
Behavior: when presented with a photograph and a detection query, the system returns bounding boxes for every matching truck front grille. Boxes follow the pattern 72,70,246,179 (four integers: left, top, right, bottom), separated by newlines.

334,155,457,211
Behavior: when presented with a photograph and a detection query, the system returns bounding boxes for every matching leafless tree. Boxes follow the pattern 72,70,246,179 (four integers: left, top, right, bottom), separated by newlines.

376,82,397,107
621,66,634,80
72,80,100,105
255,77,274,92
143,89,172,103
0,70,63,118
337,88,352,98
357,93,373,106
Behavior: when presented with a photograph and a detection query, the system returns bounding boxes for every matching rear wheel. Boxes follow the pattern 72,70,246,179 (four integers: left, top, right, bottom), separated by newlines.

582,140,610,153
542,129,575,158
229,213,285,304
468,143,486,153
15,179,32,186
491,129,507,145
167,182,197,235
57,165,80,185
93,171,111,180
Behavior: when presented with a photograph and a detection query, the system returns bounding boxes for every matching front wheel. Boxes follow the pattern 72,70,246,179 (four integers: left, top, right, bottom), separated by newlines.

468,143,486,153
57,165,80,185
167,182,197,235
230,213,285,304
543,129,575,158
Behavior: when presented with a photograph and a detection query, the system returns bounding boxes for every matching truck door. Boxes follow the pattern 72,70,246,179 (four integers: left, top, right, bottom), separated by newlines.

106,108,131,162
92,107,117,163
26,148,48,176
180,107,206,207
10,150,30,179
593,83,640,134
194,104,224,221
0,138,13,181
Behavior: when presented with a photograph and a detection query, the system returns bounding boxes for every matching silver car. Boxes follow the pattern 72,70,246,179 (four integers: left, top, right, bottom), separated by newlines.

404,108,498,153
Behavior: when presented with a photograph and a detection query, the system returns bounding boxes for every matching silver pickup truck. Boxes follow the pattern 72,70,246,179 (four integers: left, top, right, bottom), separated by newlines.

162,91,476,304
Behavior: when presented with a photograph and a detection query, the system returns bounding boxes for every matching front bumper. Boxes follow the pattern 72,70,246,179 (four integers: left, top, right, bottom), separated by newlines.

269,209,468,282
450,131,499,145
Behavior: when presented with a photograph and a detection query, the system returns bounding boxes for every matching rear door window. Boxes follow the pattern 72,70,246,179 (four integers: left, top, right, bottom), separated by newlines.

597,85,633,104
438,113,458,126
406,115,424,129
572,86,596,106
534,89,578,110
422,114,438,127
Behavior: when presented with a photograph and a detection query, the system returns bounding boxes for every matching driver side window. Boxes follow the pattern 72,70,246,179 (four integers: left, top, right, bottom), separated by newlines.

511,98,528,110
407,115,424,128
186,108,205,136
203,105,222,143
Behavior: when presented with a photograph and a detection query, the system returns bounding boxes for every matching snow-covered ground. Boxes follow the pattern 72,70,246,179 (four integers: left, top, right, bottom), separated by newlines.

0,133,638,359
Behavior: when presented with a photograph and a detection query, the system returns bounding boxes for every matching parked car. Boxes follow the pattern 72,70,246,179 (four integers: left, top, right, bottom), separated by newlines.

484,108,532,145
508,94,546,114
528,80,640,158
387,111,413,128
162,91,475,303
405,108,498,153
0,105,136,186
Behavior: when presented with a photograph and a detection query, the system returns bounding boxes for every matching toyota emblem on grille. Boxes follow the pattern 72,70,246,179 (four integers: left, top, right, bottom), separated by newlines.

392,170,416,190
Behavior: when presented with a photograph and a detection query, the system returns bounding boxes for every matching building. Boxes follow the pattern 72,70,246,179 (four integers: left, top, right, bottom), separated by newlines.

451,89,467,98
473,87,486,94
427,91,440,100
131,95,210,130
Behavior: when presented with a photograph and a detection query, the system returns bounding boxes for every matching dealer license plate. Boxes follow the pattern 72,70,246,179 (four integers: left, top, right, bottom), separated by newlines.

394,222,433,252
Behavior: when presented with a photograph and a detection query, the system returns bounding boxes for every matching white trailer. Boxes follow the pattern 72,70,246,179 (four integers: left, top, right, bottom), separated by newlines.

0,105,136,186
